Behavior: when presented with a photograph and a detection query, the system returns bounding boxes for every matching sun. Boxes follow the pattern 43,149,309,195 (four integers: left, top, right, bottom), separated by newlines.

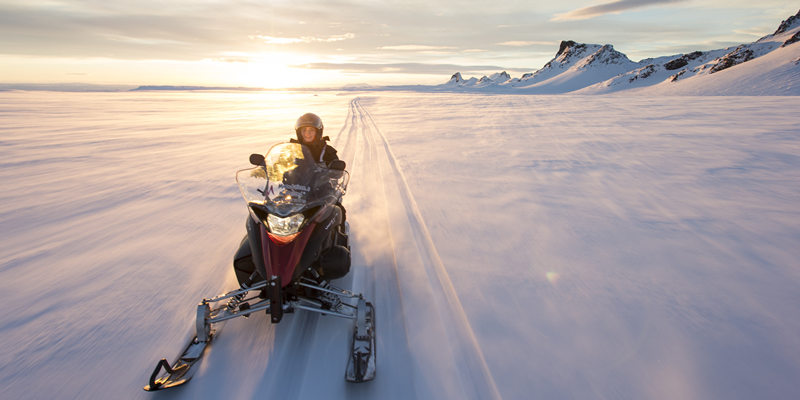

215,52,336,89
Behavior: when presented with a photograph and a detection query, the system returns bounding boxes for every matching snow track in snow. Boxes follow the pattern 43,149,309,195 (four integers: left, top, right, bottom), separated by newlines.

337,98,500,399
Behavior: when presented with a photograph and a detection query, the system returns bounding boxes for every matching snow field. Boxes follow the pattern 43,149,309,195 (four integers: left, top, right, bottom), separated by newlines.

360,93,800,399
0,91,352,399
1,91,799,399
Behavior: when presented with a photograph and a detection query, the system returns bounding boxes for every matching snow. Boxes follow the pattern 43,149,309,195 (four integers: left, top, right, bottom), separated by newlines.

439,13,800,96
627,42,800,96
583,20,800,96
1,90,800,399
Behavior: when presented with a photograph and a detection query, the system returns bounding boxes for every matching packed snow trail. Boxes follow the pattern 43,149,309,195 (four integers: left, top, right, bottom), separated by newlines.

336,98,501,399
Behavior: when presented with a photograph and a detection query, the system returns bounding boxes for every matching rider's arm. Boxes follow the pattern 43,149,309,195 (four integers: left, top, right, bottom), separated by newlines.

323,145,339,167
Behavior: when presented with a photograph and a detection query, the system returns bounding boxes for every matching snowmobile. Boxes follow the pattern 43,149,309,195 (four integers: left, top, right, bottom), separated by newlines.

144,142,376,391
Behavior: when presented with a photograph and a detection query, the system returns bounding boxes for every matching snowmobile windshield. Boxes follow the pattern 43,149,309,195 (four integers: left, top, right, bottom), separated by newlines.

236,142,349,217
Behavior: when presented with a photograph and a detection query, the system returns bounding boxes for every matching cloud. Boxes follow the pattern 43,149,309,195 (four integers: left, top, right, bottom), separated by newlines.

0,1,364,60
294,62,529,75
733,28,770,37
377,45,457,51
496,41,555,47
552,0,687,21
253,33,355,44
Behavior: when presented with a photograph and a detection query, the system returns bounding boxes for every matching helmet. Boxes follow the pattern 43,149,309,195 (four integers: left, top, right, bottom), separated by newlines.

294,113,324,141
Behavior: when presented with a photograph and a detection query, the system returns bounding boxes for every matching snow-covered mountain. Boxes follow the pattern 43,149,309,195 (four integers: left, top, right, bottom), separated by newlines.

514,42,638,92
446,71,511,88
443,9,800,95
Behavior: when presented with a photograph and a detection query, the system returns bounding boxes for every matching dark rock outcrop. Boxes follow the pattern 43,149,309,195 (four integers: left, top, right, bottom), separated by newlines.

709,46,755,73
773,9,800,35
669,69,688,82
556,40,577,57
664,51,704,70
629,64,657,82
664,57,688,71
783,31,800,47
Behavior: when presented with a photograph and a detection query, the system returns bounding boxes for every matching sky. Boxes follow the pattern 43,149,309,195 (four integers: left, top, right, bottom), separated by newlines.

0,0,797,88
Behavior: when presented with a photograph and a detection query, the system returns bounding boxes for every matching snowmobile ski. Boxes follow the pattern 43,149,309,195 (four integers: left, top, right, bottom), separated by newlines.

143,333,212,391
144,282,267,391
346,298,376,382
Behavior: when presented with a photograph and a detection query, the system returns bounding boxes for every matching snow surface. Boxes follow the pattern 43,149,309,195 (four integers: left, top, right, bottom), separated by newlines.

1,91,800,399
624,42,800,96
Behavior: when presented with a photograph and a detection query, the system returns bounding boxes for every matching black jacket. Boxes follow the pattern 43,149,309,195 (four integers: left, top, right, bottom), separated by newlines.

290,138,339,166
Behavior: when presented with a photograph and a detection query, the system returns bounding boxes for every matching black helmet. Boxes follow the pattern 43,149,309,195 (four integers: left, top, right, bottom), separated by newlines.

295,113,324,142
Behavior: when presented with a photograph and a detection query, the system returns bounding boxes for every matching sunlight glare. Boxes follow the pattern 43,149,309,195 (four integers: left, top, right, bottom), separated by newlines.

221,52,334,89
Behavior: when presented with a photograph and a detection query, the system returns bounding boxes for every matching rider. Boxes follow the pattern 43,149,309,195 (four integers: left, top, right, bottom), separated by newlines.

290,113,348,232
291,113,339,166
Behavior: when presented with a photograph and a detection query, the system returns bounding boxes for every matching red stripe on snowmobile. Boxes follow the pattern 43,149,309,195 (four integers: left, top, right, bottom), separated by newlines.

260,222,316,287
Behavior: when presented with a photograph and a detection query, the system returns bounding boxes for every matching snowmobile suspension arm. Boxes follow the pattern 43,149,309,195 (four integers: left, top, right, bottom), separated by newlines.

198,279,364,328
203,281,267,304
297,281,361,298
292,302,357,319
207,299,272,323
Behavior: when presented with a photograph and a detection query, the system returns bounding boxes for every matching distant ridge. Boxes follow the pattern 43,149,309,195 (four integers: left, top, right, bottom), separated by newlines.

0,83,134,92
131,85,264,91
441,9,800,95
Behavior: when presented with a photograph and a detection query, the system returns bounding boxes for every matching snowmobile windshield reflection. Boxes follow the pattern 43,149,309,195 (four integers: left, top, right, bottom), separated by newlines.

237,142,349,217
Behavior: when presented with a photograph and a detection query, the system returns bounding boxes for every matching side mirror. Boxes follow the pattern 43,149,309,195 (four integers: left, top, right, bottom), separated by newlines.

249,153,265,166
329,160,346,171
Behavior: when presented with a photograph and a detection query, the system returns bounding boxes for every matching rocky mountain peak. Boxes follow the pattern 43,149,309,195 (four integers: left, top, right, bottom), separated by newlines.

572,44,633,70
489,71,511,81
553,40,590,63
556,40,578,57
773,9,800,35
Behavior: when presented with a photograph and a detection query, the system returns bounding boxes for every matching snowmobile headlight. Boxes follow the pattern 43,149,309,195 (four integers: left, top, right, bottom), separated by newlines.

267,213,305,236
